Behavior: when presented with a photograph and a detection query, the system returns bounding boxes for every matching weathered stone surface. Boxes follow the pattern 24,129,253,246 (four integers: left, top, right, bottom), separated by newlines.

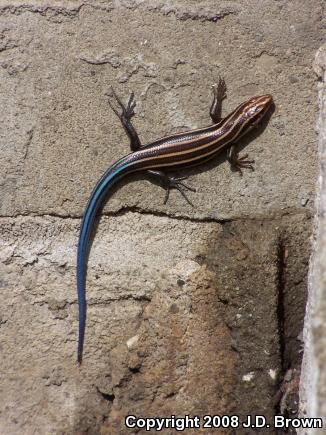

0,212,311,433
0,0,319,433
0,0,320,219
299,44,326,434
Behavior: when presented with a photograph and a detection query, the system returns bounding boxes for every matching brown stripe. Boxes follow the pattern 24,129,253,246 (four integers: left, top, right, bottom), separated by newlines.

128,107,246,164
139,98,256,155
129,104,252,166
119,95,270,173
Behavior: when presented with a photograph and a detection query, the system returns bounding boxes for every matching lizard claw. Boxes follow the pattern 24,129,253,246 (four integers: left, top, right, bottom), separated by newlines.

107,88,136,121
231,153,255,175
212,76,227,101
164,176,196,206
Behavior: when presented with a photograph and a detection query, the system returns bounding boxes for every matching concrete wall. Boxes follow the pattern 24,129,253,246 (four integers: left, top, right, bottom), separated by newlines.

299,44,326,434
0,1,321,433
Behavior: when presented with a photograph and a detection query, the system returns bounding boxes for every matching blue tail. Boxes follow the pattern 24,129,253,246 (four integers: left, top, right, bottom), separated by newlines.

76,159,131,363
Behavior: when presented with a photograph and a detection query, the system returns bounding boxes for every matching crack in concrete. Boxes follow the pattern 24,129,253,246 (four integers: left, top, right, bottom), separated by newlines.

274,236,303,420
0,2,113,17
112,0,239,22
22,127,35,162
0,1,238,22
276,237,286,373
0,3,84,16
31,293,150,307
0,206,311,225
97,387,115,404
0,208,228,224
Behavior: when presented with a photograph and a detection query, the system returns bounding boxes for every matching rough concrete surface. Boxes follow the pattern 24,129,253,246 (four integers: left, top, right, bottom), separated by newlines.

299,44,326,435
0,0,322,434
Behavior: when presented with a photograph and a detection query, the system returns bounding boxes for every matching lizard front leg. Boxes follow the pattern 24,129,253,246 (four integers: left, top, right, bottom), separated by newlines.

209,76,227,123
227,145,255,174
107,88,141,151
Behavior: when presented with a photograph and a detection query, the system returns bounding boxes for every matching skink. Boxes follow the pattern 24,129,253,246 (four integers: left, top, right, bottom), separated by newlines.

77,78,273,363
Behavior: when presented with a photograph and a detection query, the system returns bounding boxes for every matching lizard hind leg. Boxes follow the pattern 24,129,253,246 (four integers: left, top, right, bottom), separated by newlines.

147,170,196,206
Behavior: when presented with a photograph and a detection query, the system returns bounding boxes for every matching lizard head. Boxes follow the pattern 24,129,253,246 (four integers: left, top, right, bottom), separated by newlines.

242,94,274,126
